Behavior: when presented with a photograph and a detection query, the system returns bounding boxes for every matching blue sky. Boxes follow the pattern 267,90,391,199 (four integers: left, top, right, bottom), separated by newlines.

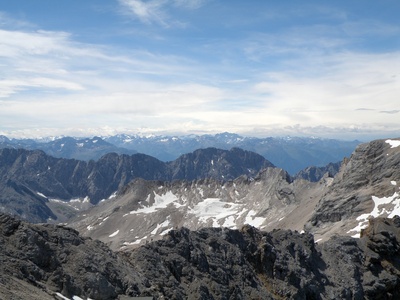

0,0,399,140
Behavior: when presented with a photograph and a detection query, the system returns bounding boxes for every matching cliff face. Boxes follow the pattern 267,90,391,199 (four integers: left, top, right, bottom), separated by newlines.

1,213,400,300
307,139,400,241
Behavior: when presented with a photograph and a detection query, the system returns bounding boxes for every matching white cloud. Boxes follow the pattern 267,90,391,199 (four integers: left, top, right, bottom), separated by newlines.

118,0,168,25
1,4,400,140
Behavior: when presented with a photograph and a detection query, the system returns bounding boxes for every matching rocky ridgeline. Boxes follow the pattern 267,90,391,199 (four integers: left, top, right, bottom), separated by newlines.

0,147,272,223
0,133,359,175
1,212,400,299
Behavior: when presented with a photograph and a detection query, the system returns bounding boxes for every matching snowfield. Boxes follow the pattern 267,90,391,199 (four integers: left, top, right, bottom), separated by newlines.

127,191,181,215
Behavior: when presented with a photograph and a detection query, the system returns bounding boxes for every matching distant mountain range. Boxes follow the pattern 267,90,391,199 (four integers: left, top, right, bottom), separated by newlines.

0,132,360,174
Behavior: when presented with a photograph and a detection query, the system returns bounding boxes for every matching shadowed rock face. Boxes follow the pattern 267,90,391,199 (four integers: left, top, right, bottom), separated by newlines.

294,161,341,182
0,213,152,300
2,212,400,300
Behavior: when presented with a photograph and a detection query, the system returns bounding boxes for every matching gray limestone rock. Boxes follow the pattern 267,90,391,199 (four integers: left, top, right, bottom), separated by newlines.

1,212,400,299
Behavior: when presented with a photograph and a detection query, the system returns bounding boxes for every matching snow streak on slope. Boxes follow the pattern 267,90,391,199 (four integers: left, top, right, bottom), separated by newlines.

348,192,400,238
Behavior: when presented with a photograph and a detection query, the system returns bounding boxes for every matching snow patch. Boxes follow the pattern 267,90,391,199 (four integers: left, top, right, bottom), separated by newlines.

190,198,239,225
109,230,119,237
222,216,236,228
56,293,70,300
348,192,400,237
128,191,180,215
37,192,47,198
151,219,171,235
245,210,265,227
124,235,148,245
391,181,397,186
386,139,400,148
198,188,204,197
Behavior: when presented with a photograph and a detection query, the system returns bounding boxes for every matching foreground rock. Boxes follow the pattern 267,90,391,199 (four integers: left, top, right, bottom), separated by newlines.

0,213,148,300
1,212,400,299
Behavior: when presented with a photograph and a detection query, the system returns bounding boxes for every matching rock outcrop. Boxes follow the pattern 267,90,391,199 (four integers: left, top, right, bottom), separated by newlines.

0,213,147,300
1,213,400,299
294,161,341,182
307,139,400,241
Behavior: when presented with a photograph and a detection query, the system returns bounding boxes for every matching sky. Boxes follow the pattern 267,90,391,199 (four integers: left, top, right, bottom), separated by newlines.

0,0,399,140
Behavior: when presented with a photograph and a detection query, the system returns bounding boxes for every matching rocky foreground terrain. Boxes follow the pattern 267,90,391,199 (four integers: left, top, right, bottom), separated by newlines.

1,212,400,299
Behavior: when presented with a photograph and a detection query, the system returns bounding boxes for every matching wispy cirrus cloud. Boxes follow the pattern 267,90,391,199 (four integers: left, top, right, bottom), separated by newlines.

117,0,168,26
117,0,207,27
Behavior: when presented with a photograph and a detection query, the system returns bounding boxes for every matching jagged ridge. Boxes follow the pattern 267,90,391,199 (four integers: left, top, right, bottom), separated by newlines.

1,213,400,299
0,147,273,223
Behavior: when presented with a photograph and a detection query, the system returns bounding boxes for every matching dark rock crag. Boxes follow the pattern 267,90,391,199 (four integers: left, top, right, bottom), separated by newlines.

1,213,400,299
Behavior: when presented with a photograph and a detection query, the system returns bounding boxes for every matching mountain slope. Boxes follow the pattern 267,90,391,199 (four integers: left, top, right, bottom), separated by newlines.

69,167,328,251
69,137,400,249
0,147,273,223
307,138,400,241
